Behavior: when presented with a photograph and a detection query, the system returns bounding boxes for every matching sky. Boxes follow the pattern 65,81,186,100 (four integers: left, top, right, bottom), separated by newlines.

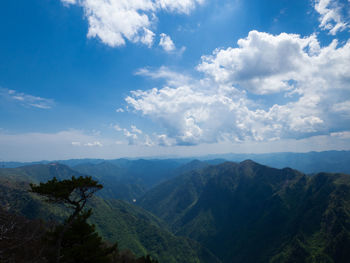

0,0,350,161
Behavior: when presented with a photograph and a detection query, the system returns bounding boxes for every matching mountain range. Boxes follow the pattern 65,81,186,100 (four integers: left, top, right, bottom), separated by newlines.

139,160,350,262
2,150,350,174
0,163,219,263
1,155,350,262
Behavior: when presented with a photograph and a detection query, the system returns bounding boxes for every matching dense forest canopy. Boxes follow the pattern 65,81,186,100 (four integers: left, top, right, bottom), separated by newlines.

1,157,350,262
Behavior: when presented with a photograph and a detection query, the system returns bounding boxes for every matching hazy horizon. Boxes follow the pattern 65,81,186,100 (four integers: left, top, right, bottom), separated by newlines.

1,149,349,163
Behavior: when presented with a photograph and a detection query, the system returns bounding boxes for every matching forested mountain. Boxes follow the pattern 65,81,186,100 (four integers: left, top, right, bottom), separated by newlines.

139,160,350,262
71,159,207,201
2,150,349,174
1,159,350,262
73,159,188,188
72,161,145,201
202,150,350,174
0,159,207,202
0,164,219,263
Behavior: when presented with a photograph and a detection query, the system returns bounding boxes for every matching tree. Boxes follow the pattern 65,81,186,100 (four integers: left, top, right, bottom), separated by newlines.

49,209,117,263
30,176,115,263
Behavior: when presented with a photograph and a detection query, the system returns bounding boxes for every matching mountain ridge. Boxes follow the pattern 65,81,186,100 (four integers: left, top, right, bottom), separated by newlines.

139,160,350,262
0,163,220,263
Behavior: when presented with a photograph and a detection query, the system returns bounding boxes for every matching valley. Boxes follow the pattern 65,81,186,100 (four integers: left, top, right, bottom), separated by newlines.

1,151,350,262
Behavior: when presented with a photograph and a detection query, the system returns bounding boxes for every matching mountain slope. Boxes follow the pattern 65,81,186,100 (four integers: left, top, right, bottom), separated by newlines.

72,159,208,201
139,160,350,263
73,159,187,189
202,150,350,174
73,161,146,201
0,164,220,263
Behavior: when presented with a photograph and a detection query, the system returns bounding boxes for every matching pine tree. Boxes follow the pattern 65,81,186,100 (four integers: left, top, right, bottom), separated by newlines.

49,209,117,263
30,176,116,263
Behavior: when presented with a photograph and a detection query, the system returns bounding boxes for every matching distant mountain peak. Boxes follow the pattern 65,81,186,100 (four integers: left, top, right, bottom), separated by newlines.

240,159,258,166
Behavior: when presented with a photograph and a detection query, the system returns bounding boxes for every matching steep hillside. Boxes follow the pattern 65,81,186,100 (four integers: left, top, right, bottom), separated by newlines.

73,159,187,189
139,160,350,263
72,159,206,201
0,163,83,183
73,161,145,201
0,164,219,263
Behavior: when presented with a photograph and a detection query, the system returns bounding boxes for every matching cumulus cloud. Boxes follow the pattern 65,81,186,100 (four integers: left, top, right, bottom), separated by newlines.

197,31,322,94
113,124,123,131
125,31,350,146
159,33,176,52
60,0,203,47
113,124,141,145
143,135,155,146
314,0,349,35
112,122,173,146
0,88,55,109
123,129,139,145
156,0,204,14
116,108,125,113
131,125,143,134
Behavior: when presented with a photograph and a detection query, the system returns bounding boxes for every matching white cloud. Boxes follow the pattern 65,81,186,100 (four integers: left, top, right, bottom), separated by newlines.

125,31,350,146
331,131,350,138
314,0,349,35
332,100,350,116
0,88,54,109
159,33,176,52
113,124,123,131
197,31,322,94
60,0,203,47
114,124,142,144
1,129,350,161
143,135,155,146
156,134,175,146
123,129,139,145
131,125,143,134
155,0,203,14
61,0,76,5
136,66,191,86
71,141,82,146
116,108,125,113
84,141,103,147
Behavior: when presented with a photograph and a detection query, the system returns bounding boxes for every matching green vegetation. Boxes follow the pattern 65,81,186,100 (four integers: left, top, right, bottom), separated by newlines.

139,160,350,263
29,175,116,263
1,159,350,262
0,164,218,263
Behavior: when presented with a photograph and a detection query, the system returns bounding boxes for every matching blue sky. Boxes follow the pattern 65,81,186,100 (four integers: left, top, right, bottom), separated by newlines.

0,0,350,161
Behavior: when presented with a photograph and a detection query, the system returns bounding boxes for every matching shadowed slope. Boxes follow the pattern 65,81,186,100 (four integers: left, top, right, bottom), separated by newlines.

139,160,350,263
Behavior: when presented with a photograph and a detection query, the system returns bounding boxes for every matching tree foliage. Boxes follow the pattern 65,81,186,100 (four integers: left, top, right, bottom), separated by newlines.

47,209,117,263
30,176,103,209
30,176,115,263
28,175,158,263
